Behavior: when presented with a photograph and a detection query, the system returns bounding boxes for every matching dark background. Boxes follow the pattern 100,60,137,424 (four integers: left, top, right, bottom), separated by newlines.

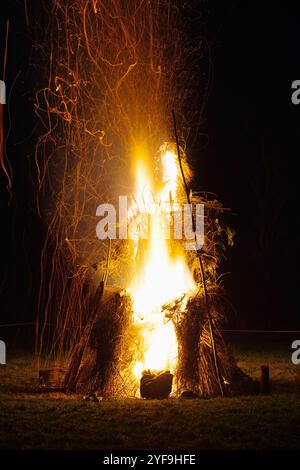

201,1,299,329
0,0,299,343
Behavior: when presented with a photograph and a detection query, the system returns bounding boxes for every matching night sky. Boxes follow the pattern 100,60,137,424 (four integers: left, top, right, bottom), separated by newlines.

0,1,299,335
203,2,299,328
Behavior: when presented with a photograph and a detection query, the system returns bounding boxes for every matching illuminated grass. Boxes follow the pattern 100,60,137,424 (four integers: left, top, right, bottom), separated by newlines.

0,347,300,450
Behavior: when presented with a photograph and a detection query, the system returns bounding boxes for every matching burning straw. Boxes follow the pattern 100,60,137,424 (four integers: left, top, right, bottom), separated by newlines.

35,0,208,366
34,1,257,398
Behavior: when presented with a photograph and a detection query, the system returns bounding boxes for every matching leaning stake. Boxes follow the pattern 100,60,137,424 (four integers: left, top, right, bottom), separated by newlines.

172,110,225,396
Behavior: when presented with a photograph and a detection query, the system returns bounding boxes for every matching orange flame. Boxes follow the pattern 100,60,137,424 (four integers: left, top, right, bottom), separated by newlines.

128,145,196,380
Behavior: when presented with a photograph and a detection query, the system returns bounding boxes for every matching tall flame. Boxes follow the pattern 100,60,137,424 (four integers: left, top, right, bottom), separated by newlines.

128,145,196,380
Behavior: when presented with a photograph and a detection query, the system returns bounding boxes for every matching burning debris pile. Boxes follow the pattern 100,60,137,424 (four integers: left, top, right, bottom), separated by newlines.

61,145,257,399
35,1,257,398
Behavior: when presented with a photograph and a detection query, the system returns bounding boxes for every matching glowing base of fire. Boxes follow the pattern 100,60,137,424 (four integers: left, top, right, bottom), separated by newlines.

133,320,178,379
127,145,196,385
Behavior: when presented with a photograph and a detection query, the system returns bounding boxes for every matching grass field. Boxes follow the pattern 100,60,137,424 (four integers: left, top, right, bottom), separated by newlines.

1,334,300,450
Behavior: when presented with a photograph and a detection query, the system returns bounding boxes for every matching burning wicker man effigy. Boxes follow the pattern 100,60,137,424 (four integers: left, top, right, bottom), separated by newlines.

35,1,258,400
61,142,257,399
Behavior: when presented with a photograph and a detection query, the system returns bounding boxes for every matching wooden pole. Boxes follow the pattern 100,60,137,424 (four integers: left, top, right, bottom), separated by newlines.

172,110,225,396
260,365,270,394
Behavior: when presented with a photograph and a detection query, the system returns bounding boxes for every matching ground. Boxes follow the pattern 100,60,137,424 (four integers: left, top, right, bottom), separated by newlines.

0,334,300,450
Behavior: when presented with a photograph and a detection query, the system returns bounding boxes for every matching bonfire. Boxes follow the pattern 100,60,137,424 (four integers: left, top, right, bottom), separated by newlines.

35,0,257,399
